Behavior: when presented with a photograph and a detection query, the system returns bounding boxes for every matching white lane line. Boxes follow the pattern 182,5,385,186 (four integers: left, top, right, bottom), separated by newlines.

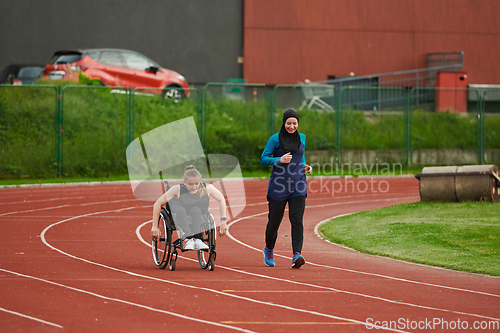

0,268,254,333
230,198,500,299
218,207,500,321
24,187,498,329
41,208,409,333
0,199,138,217
0,204,72,216
313,216,500,296
137,219,500,323
0,196,86,206
0,305,63,329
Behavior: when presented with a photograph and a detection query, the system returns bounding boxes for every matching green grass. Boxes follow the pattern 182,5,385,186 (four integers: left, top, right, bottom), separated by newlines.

319,201,500,276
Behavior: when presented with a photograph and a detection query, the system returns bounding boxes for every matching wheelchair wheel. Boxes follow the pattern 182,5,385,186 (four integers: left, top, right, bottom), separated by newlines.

197,215,216,270
208,253,215,271
169,250,178,271
152,210,172,269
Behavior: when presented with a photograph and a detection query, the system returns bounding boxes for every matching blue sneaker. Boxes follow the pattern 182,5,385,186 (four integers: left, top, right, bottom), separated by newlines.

291,252,305,269
263,247,275,267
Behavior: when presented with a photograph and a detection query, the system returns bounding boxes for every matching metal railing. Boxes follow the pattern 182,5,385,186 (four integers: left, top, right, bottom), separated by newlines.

311,51,464,111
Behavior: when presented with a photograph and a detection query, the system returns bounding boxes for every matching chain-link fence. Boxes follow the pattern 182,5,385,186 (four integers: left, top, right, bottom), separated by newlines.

1,83,498,179
409,87,480,167
339,86,407,174
202,83,273,169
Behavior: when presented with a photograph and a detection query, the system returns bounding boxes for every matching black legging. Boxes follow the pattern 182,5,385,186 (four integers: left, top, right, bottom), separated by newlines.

170,203,204,238
265,195,306,254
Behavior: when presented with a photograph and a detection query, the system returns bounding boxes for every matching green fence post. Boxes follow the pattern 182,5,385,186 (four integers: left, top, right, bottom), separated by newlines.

477,91,485,164
54,86,61,178
58,86,64,178
266,89,275,138
404,89,411,172
199,88,205,149
127,88,134,148
337,87,344,165
481,92,486,164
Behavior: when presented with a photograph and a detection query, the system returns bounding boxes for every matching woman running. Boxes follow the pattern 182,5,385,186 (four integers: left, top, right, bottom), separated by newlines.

260,108,312,268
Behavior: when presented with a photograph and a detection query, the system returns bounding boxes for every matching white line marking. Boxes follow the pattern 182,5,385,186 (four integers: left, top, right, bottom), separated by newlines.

231,198,500,299
0,196,87,206
0,199,137,217
138,218,500,323
0,305,63,328
17,187,497,330
216,203,500,321
41,208,409,333
0,268,254,333
313,216,500,296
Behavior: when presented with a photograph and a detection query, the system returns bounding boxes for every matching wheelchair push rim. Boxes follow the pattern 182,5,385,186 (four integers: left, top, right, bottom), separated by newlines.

197,214,217,270
152,210,172,269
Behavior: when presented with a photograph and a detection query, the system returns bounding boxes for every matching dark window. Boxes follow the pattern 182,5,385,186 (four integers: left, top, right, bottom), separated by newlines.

122,52,153,70
18,66,43,79
0,66,14,83
98,51,125,67
85,50,100,60
50,54,83,64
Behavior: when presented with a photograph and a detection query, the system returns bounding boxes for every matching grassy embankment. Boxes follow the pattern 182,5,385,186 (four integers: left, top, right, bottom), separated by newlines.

319,201,500,276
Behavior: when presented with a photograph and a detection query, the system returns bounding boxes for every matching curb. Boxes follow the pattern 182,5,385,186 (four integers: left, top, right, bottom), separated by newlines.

0,174,417,189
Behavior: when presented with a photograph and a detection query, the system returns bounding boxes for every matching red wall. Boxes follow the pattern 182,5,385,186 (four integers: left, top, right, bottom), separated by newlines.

243,0,500,85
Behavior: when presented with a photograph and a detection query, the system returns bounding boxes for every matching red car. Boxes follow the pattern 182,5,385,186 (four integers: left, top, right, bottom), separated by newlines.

41,49,189,99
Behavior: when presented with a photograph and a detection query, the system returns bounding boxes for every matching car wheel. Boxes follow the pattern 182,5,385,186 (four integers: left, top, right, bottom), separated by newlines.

162,85,185,103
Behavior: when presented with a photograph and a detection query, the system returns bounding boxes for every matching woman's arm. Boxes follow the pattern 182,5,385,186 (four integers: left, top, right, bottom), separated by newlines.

151,185,180,238
300,133,312,174
260,134,281,166
206,184,228,236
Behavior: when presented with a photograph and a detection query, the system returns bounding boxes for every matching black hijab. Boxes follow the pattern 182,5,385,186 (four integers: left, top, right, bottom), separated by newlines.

278,108,300,153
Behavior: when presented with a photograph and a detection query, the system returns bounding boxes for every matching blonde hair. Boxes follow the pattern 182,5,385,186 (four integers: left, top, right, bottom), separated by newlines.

183,165,207,197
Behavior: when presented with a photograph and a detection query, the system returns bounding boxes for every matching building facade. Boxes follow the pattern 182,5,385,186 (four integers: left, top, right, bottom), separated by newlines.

1,0,499,86
243,0,500,85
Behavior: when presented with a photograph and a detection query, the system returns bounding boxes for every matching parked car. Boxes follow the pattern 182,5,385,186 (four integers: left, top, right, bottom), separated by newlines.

0,64,44,85
41,49,189,99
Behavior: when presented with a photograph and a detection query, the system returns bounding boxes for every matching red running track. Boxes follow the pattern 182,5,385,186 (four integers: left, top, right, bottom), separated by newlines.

0,177,498,332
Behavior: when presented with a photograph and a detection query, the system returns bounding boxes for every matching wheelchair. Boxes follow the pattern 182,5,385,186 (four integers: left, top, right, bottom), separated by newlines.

152,181,217,271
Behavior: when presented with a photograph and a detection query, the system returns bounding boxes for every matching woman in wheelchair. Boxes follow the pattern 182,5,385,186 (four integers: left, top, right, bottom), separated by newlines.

151,165,228,251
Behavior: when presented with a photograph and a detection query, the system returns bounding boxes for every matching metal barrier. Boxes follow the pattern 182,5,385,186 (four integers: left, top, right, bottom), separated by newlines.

314,52,464,111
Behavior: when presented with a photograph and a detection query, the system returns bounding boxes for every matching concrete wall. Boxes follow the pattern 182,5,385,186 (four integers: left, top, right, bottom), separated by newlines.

244,0,500,85
0,0,243,85
307,149,500,169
